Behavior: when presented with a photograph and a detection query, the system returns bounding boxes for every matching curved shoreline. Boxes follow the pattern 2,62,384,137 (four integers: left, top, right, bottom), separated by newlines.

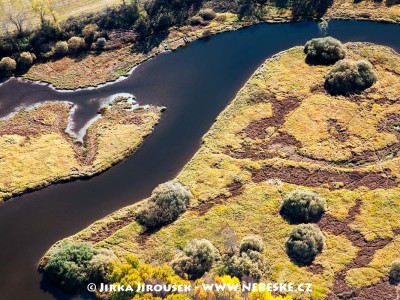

19,15,400,91
1,20,400,300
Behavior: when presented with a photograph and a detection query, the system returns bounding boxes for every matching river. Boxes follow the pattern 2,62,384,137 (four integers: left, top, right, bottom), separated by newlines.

0,20,399,300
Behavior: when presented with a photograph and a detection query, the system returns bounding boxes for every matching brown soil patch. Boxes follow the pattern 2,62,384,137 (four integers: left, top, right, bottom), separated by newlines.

82,215,136,243
243,96,300,140
193,180,244,216
317,201,400,299
252,165,397,190
307,263,324,274
229,93,400,167
354,278,398,300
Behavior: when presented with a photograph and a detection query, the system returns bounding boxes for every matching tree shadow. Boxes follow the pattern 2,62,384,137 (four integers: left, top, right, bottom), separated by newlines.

131,31,169,55
291,0,334,20
39,270,96,300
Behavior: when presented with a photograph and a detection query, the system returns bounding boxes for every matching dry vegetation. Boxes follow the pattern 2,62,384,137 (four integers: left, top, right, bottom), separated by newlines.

24,0,400,90
42,42,400,299
0,0,121,29
0,97,162,203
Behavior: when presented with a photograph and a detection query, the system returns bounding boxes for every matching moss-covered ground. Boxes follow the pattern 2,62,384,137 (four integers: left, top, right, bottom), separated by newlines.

42,43,400,299
0,97,162,203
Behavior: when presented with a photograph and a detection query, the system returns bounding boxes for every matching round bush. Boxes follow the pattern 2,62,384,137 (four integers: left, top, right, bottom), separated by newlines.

189,16,204,26
44,242,98,293
96,38,107,49
389,260,400,285
0,57,17,74
67,37,86,53
199,9,217,21
137,181,192,229
280,189,327,224
324,59,377,95
285,224,324,265
239,235,265,254
304,37,346,65
87,248,117,283
55,41,69,56
171,239,219,279
18,52,35,68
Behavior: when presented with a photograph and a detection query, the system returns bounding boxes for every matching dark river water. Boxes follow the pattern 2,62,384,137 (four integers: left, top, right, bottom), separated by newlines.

0,20,399,300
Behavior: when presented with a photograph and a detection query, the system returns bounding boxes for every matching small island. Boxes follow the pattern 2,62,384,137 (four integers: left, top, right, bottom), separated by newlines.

0,96,163,203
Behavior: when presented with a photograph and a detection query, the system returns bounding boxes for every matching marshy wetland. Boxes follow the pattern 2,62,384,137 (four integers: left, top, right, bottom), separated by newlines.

1,20,400,299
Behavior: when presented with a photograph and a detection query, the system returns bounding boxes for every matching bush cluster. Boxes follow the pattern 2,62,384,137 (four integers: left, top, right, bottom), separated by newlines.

285,224,324,265
223,235,265,280
324,59,377,95
44,242,116,293
137,181,192,229
280,189,327,224
171,239,220,279
304,37,346,65
389,260,400,285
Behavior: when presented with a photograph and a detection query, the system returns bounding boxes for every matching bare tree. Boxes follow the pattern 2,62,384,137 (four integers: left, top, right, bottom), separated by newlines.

0,4,28,35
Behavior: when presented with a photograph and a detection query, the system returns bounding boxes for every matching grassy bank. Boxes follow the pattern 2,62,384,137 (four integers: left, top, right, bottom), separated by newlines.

0,97,162,203
42,42,400,299
18,0,400,90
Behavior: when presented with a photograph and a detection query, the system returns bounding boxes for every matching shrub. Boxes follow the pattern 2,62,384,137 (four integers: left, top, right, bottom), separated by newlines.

201,29,212,39
304,37,346,65
96,37,107,49
389,260,400,285
55,41,69,56
87,248,117,283
137,181,192,229
0,57,17,75
239,235,265,254
67,36,86,53
224,251,264,280
189,16,204,26
286,224,324,265
135,16,152,40
199,9,217,20
18,52,35,69
280,189,327,224
171,239,220,279
44,242,98,293
82,24,98,45
220,235,265,280
324,59,377,95
111,254,188,299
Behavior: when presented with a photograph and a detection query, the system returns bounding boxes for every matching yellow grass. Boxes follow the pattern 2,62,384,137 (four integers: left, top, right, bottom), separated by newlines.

0,0,120,29
42,43,400,299
0,99,162,202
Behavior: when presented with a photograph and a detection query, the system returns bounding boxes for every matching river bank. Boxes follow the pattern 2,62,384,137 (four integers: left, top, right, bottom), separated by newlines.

22,0,400,90
41,41,400,299
1,21,400,300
